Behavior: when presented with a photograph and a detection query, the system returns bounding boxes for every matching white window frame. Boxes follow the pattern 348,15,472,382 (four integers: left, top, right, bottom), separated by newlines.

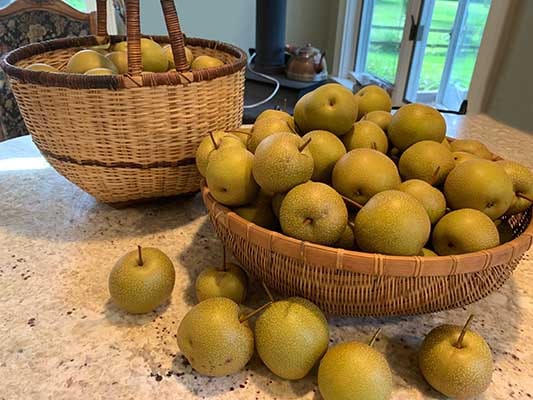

332,0,512,113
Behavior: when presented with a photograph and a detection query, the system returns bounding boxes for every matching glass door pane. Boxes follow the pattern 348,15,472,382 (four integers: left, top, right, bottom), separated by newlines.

439,0,491,110
405,0,491,111
405,0,459,104
355,0,409,85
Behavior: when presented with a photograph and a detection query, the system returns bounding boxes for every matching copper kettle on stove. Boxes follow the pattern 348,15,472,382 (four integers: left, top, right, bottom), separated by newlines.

286,43,328,82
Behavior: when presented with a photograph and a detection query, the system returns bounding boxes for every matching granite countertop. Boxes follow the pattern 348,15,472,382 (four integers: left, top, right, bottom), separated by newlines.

0,114,532,400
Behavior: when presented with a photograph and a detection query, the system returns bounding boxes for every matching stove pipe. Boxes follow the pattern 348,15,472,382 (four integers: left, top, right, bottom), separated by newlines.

254,0,287,74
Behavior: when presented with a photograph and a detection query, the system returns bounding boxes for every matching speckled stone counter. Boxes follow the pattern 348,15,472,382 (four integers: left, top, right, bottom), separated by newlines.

1,114,532,400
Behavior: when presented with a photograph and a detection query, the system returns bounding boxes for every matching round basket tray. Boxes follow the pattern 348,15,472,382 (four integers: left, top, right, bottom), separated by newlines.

0,0,247,203
201,181,533,316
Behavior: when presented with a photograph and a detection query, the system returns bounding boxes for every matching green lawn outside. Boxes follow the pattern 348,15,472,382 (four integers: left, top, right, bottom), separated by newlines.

365,0,490,91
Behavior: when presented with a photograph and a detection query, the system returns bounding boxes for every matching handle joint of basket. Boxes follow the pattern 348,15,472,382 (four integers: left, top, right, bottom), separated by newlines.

95,0,190,76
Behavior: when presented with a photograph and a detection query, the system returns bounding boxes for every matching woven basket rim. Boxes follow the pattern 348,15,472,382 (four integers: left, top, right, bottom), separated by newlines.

0,34,247,89
201,182,533,277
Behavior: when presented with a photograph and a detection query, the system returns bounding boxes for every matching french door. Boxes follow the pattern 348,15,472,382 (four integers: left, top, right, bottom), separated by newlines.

354,0,491,112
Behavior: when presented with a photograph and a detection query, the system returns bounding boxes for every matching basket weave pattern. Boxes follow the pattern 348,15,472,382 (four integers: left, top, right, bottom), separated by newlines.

202,184,533,316
6,41,245,202
2,0,247,203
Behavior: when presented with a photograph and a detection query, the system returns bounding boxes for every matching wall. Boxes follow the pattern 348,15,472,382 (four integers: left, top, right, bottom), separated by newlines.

484,1,533,132
286,0,340,68
140,0,340,69
140,0,256,53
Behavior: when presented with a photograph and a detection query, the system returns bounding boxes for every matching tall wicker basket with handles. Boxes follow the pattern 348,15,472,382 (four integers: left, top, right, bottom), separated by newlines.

0,0,247,203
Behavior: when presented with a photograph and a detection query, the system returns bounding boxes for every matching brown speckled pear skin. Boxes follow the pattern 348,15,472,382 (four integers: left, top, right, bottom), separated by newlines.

354,85,392,120
398,179,447,225
247,117,294,153
332,148,401,206
177,297,254,377
318,341,392,400
444,159,514,220
280,182,348,246
432,209,500,256
205,147,259,207
108,247,175,314
450,139,493,160
399,140,455,186
256,109,294,125
271,192,287,219
362,110,393,133
452,151,479,166
419,325,493,399
334,223,357,250
255,297,329,380
191,55,224,71
195,263,248,304
354,190,431,256
497,160,533,216
234,191,278,230
388,103,446,151
301,130,346,183
195,131,243,177
66,49,118,74
294,83,358,136
343,120,389,154
252,133,314,194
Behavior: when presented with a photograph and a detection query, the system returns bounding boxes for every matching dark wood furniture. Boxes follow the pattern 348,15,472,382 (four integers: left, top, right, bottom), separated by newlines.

0,0,97,142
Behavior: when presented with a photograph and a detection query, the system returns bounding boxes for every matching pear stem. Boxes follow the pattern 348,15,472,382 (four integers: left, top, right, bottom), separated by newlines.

430,166,441,186
368,328,382,347
289,124,298,134
239,301,273,323
303,218,313,225
299,137,312,152
283,98,287,112
455,314,475,349
262,281,275,303
517,192,533,203
222,244,227,272
341,195,363,210
137,245,144,267
371,141,377,150
209,132,219,150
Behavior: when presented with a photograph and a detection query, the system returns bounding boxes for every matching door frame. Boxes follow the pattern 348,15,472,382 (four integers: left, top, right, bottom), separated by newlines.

332,0,512,113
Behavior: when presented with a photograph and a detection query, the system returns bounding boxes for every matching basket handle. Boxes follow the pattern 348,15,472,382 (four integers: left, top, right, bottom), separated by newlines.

125,0,143,75
160,0,190,72
96,0,108,36
95,0,190,75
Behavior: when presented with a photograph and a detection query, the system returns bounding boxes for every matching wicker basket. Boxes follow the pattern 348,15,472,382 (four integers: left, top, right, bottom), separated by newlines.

0,0,246,203
201,180,533,316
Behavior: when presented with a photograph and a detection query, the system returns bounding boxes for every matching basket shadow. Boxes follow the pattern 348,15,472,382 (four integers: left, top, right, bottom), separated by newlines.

327,274,522,370
244,353,318,400
168,353,255,398
383,333,443,397
0,165,206,243
176,214,275,307
103,297,171,326
176,218,221,306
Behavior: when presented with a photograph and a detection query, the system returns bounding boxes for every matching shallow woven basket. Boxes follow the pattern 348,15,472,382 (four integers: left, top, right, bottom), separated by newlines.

202,177,533,316
0,0,246,203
